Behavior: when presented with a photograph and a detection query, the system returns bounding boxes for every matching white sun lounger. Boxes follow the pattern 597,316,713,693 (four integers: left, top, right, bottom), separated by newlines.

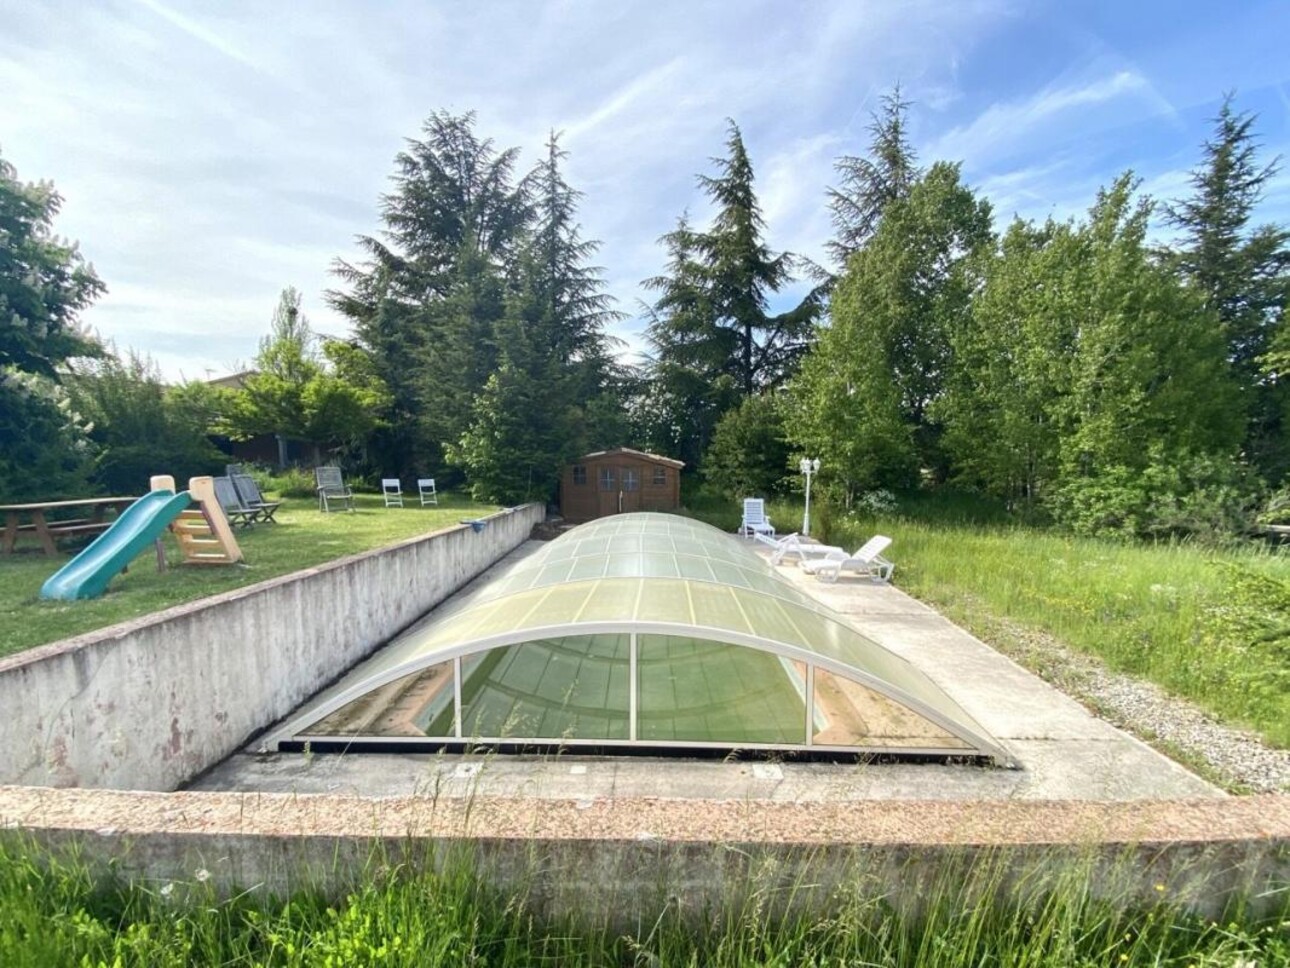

798,535,895,583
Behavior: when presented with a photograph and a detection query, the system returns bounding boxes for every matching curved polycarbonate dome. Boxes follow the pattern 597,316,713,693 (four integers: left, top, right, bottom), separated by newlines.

273,513,1010,764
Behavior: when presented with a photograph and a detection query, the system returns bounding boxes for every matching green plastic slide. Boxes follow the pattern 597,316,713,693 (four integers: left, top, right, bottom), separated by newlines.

39,490,192,601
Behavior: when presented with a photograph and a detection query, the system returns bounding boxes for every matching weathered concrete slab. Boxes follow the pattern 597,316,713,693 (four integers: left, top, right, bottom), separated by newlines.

3,786,1287,924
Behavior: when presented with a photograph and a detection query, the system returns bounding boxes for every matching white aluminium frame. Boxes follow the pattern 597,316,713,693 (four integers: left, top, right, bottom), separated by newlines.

266,620,1014,765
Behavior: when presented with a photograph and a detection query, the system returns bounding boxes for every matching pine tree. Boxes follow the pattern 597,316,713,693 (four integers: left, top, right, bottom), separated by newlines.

826,86,921,268
1167,95,1289,480
643,123,820,466
640,214,735,467
451,133,624,502
698,121,819,396
328,111,530,474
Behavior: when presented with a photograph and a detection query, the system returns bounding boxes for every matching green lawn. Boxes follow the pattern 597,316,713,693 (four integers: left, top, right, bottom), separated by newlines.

0,493,497,659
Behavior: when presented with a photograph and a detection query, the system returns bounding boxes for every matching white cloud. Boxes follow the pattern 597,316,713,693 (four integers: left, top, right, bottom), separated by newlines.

134,0,261,74
11,0,1279,385
927,70,1177,170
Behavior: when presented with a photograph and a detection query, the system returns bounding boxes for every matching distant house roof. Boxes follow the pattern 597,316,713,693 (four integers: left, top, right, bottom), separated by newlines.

206,369,257,391
576,447,685,469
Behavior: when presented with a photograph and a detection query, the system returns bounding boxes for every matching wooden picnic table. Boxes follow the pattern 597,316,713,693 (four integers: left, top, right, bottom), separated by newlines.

0,497,139,557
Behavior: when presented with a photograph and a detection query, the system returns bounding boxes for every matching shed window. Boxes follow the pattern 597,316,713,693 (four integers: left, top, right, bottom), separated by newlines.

623,468,640,491
572,465,587,486
599,468,615,490
652,467,667,487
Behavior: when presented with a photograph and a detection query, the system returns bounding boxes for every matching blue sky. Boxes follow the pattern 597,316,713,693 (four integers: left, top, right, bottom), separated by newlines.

2,0,1288,380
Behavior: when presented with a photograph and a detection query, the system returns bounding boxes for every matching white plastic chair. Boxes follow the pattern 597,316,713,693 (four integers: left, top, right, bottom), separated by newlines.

739,498,775,540
798,535,895,583
417,478,438,506
381,478,404,507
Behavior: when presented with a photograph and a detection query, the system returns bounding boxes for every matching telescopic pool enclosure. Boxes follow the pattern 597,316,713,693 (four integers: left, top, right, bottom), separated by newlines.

269,514,1012,765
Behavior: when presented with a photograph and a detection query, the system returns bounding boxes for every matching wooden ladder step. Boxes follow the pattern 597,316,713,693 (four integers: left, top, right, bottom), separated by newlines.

166,499,242,565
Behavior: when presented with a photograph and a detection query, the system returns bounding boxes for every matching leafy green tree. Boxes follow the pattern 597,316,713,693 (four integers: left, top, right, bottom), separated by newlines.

1167,95,1289,480
939,218,1074,506
942,175,1244,535
1050,177,1244,534
223,288,389,462
0,149,103,500
789,162,993,495
827,85,921,268
66,349,226,493
0,150,103,377
0,373,95,501
702,394,791,500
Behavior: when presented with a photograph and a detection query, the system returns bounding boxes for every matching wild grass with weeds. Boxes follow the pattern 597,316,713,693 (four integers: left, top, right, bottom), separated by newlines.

2,839,1285,966
848,515,1290,747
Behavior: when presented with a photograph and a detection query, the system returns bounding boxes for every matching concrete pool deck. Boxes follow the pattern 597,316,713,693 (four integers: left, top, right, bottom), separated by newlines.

190,539,1221,802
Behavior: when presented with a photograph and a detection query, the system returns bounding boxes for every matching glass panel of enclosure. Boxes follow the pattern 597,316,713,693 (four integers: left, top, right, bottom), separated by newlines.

303,661,455,737
452,635,630,741
810,668,971,750
293,639,981,753
636,635,805,744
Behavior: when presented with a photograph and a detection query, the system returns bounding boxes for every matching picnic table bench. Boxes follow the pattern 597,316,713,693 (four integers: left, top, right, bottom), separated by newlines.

0,497,139,557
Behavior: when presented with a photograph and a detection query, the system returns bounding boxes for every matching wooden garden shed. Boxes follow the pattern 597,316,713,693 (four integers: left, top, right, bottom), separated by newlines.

559,448,684,522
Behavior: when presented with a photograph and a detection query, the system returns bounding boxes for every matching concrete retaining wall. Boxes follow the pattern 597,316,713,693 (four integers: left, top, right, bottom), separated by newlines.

0,505,544,791
2,788,1287,924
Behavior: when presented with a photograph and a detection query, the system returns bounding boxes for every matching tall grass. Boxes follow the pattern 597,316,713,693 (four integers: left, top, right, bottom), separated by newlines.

1,839,1285,966
685,486,1290,747
849,516,1290,748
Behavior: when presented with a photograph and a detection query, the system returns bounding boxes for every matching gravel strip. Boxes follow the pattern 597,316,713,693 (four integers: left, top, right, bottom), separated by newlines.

971,610,1290,794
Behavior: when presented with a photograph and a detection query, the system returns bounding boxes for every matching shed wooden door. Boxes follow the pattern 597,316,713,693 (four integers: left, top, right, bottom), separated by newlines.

595,463,644,517
620,465,643,513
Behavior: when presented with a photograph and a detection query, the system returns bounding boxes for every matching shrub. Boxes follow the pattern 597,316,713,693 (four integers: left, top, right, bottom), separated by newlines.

0,372,96,501
1049,450,1260,542
1200,563,1290,729
257,467,317,499
702,394,791,500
